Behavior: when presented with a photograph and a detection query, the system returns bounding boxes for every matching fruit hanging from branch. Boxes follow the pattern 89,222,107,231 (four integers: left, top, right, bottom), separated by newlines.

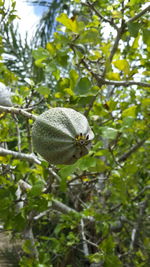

32,107,94,165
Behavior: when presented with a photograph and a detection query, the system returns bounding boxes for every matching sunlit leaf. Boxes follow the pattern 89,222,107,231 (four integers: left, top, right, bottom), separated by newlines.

56,13,79,33
122,105,137,117
113,59,130,75
100,127,118,139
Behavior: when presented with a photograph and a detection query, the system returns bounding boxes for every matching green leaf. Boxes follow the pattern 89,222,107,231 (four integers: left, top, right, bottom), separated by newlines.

142,98,150,106
35,58,46,68
57,54,69,67
113,59,130,75
70,69,79,89
79,29,100,44
122,105,137,118
35,86,50,96
75,77,91,94
59,164,78,178
29,181,45,197
32,47,49,59
132,35,140,49
127,22,140,37
142,29,150,46
46,42,56,55
56,13,79,33
101,127,118,139
106,72,120,80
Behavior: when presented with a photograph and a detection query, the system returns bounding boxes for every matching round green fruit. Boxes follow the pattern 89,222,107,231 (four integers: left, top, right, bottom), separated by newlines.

32,107,94,165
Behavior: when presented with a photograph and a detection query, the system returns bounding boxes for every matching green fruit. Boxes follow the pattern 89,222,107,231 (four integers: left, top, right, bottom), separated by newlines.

32,107,94,165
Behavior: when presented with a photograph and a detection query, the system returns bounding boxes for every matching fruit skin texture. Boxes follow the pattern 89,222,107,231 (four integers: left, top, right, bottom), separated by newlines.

32,107,94,165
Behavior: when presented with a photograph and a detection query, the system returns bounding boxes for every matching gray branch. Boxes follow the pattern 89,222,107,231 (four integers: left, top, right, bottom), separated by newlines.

127,5,150,23
103,79,150,88
80,219,89,257
102,22,124,77
0,105,37,120
118,139,146,163
0,147,41,165
81,59,150,88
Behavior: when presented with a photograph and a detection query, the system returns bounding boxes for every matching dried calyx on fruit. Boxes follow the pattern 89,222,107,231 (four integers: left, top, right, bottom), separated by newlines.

32,107,94,165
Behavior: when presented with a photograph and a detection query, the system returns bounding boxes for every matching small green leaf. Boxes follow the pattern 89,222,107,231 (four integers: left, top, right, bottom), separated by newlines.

57,54,69,67
122,105,137,118
142,29,150,46
79,29,100,44
106,72,120,80
113,59,130,75
35,58,46,68
35,86,50,96
75,77,91,94
127,22,140,37
29,181,45,197
32,47,49,59
142,98,150,106
59,164,78,178
70,69,79,89
46,42,56,55
56,13,78,33
101,127,118,139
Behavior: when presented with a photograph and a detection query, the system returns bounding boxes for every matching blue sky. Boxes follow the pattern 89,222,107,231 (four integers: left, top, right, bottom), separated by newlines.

15,0,45,41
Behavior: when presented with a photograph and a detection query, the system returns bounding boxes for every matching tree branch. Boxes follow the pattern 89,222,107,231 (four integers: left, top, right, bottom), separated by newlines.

0,105,37,120
118,139,146,163
132,185,150,201
80,219,89,257
130,199,148,250
103,79,150,88
127,5,150,23
0,147,41,164
102,26,124,78
85,0,119,30
81,58,150,88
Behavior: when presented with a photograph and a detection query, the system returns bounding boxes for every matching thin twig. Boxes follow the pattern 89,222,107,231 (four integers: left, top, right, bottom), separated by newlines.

85,0,119,31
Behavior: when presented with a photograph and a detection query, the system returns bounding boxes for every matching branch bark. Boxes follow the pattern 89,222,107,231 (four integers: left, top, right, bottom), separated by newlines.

81,59,150,88
103,79,150,88
118,139,146,163
127,5,150,23
0,147,41,164
0,105,37,120
102,20,125,77
80,219,89,257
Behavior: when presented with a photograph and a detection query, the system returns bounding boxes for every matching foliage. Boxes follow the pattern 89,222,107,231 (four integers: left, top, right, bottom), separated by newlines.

0,0,150,266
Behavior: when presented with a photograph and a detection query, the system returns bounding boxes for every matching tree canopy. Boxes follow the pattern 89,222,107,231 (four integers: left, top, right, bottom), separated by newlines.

0,0,150,266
